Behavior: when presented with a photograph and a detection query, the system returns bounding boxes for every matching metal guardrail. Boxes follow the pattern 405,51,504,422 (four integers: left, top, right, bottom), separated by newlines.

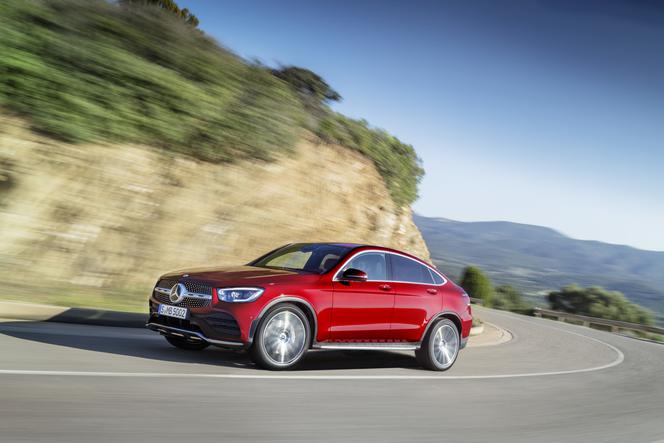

533,307,664,336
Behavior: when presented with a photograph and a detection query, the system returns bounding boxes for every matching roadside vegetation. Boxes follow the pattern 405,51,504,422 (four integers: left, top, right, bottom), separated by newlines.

459,266,494,307
119,0,200,27
548,285,661,341
548,285,655,326
0,0,422,206
458,266,527,311
458,264,658,332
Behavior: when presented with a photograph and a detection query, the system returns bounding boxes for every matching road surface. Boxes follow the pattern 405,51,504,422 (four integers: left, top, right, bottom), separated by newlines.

0,306,662,442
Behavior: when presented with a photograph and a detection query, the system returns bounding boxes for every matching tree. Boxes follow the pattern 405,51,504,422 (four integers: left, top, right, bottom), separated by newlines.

548,285,655,326
120,0,199,27
272,66,341,117
459,266,493,307
493,284,531,312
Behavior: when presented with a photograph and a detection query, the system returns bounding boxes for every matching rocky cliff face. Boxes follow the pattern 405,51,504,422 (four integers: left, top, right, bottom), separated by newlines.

0,117,429,310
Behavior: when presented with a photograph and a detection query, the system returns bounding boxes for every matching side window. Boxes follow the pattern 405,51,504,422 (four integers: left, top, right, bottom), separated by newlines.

390,254,434,284
429,268,444,285
341,252,387,281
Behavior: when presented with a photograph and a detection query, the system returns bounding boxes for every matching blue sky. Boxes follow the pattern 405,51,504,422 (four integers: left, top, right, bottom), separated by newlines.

184,0,664,251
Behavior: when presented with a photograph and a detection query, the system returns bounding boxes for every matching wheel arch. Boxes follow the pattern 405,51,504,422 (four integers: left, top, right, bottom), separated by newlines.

420,311,462,342
247,296,318,347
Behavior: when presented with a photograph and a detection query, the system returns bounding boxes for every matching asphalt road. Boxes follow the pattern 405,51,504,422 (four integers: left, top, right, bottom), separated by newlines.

0,306,662,442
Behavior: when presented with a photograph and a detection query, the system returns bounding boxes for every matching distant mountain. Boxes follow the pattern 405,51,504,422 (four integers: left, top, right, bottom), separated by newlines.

414,214,664,321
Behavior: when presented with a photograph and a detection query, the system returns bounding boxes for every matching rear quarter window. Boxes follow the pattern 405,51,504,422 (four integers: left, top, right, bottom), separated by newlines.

428,268,444,285
389,254,434,284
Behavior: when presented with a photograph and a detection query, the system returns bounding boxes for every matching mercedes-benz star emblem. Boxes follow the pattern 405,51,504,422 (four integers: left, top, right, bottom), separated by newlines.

169,283,187,304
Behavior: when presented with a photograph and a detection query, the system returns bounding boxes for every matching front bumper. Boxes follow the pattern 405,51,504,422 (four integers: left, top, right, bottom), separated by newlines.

145,321,244,348
148,298,248,348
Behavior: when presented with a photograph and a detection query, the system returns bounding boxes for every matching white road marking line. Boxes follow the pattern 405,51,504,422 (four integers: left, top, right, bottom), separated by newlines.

0,355,622,380
0,307,625,380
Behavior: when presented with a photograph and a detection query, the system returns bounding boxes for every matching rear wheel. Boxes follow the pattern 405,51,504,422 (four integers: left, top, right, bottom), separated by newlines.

250,303,310,370
415,318,460,371
165,335,209,351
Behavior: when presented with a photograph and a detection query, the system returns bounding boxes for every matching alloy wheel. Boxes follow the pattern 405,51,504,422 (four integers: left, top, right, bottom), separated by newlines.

261,310,307,366
432,323,459,369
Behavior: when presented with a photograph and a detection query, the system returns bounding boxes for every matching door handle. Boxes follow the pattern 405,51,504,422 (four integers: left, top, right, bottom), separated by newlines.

427,288,438,295
379,284,392,291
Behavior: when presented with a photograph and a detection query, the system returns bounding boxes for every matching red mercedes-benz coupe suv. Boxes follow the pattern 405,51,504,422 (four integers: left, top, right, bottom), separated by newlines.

147,243,472,370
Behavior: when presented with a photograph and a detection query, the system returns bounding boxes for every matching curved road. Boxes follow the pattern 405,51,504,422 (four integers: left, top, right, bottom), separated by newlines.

0,306,662,442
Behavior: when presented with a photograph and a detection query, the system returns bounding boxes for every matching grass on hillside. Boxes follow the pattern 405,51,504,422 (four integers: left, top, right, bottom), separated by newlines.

0,0,422,206
0,284,149,313
0,0,302,162
317,113,423,206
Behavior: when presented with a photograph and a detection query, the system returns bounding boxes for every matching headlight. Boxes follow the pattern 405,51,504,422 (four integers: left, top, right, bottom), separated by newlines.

217,287,264,303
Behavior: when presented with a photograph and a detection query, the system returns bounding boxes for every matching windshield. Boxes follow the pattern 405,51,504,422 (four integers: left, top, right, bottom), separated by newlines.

249,243,355,274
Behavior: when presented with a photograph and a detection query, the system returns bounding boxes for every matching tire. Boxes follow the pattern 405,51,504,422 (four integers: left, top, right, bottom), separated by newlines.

165,335,209,351
250,303,311,370
415,318,460,371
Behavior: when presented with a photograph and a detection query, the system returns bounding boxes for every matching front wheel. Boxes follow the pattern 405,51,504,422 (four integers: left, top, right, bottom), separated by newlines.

415,318,460,371
250,303,310,370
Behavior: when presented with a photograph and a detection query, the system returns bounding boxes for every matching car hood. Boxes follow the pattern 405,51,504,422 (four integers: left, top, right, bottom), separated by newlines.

161,265,316,286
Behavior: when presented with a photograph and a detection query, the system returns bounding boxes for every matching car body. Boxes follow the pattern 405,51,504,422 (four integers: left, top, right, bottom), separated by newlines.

147,243,472,370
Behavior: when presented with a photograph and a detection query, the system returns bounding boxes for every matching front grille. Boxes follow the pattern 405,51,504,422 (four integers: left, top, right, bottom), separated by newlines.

153,291,210,308
153,279,213,309
182,281,213,295
157,279,177,289
157,279,213,296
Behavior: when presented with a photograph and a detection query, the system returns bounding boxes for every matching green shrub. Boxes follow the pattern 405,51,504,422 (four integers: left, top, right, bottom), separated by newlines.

273,65,341,120
493,284,532,313
459,265,493,307
119,0,200,27
548,285,655,326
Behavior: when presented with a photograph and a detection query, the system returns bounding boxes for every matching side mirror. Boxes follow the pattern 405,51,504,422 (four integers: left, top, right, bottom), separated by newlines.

341,268,368,282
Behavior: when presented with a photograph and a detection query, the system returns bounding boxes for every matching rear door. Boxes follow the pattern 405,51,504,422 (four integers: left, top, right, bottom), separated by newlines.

330,251,395,341
388,254,443,342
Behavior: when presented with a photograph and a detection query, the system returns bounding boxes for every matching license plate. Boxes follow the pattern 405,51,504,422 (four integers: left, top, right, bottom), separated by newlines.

158,304,188,319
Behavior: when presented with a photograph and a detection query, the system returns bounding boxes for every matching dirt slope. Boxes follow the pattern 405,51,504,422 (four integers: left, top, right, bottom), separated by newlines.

0,117,429,310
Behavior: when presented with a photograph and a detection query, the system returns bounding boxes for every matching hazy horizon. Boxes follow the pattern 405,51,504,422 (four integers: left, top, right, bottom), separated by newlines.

184,0,664,251
414,212,664,253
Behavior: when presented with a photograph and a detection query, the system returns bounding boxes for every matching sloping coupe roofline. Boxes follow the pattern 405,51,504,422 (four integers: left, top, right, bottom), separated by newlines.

281,242,438,270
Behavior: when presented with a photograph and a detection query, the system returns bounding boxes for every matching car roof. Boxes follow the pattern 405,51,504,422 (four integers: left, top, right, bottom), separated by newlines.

296,242,433,267
277,243,443,277
351,244,427,261
289,242,362,248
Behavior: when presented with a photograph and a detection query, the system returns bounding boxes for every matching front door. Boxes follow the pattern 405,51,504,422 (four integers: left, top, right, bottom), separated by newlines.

330,251,394,341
